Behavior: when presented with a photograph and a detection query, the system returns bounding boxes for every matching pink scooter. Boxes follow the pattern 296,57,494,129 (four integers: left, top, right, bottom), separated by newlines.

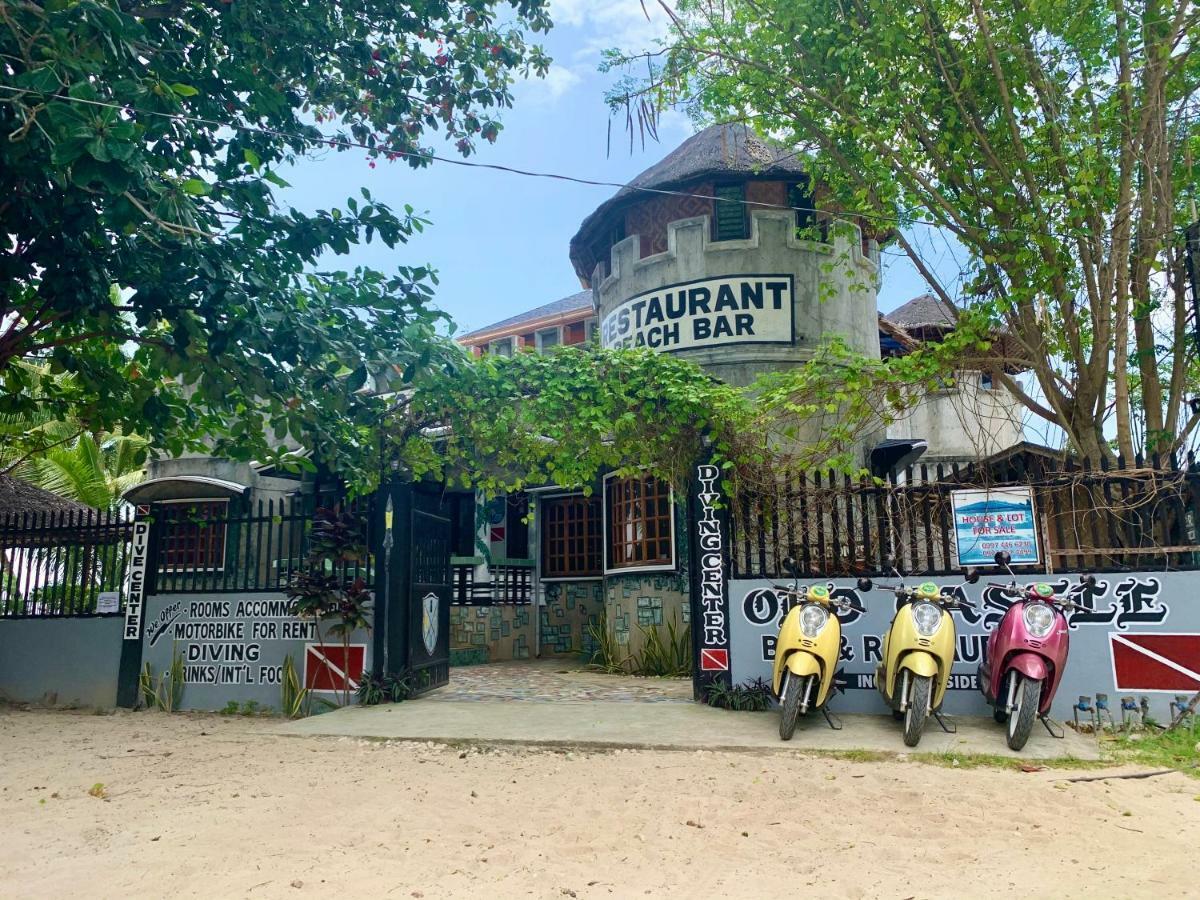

978,551,1097,750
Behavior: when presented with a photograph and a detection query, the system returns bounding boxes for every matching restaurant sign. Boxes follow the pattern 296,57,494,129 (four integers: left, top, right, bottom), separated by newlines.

601,274,794,352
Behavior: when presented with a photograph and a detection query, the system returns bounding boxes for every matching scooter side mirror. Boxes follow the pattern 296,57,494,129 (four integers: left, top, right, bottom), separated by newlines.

993,551,1012,566
856,577,874,593
782,556,800,578
964,568,980,585
1081,574,1097,589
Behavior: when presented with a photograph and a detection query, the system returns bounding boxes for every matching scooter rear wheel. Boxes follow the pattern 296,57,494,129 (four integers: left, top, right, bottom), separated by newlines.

903,674,932,747
993,707,1009,724
779,673,807,741
1006,676,1042,751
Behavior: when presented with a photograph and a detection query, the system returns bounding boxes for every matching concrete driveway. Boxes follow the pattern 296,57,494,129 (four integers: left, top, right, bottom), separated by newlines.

277,662,1101,759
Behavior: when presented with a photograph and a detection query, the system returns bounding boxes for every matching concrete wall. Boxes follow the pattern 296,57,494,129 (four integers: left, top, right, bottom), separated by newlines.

142,592,370,712
728,573,1199,722
0,617,122,707
449,605,533,664
541,580,603,658
595,211,881,388
888,371,1024,462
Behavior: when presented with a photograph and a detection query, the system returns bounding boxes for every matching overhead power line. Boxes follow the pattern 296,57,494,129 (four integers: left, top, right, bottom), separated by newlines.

0,83,1193,247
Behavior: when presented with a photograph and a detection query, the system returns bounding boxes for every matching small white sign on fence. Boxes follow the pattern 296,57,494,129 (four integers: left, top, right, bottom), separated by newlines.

950,487,1041,565
96,591,120,614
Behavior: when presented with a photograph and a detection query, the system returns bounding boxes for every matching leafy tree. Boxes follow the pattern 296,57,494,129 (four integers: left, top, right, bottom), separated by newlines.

0,360,147,509
1,0,551,487
610,0,1200,461
396,345,754,493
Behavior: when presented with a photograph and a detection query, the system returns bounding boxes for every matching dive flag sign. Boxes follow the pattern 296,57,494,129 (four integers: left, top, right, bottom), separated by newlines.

700,648,729,671
304,643,366,693
1110,633,1200,692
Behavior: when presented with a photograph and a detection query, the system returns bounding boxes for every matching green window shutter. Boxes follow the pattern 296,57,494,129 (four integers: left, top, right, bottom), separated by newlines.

713,183,748,240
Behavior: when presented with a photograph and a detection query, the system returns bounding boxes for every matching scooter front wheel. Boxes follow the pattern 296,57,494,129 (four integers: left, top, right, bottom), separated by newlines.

1007,676,1042,751
779,673,808,741
903,674,932,747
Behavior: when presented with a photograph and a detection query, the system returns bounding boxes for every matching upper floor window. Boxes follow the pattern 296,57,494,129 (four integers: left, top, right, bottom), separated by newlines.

157,499,228,571
536,327,561,353
789,180,817,234
488,337,514,357
712,183,749,241
605,474,674,572
541,494,602,578
586,319,598,344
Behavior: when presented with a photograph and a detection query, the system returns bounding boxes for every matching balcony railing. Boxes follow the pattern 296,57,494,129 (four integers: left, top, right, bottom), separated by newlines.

451,557,534,605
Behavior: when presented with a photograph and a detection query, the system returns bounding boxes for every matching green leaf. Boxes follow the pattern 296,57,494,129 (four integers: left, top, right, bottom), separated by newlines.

243,148,261,169
170,83,200,97
180,178,211,196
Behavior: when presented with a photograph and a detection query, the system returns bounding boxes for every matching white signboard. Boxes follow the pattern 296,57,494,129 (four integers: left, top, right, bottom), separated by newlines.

951,487,1041,565
96,591,120,614
601,274,794,352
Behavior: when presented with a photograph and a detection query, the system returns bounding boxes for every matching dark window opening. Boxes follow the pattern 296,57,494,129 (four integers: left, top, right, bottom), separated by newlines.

789,180,817,234
506,493,530,559
541,495,602,578
712,183,749,241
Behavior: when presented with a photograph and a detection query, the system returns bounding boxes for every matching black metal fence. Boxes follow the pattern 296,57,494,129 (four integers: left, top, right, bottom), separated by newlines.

730,456,1200,580
0,508,134,617
0,496,374,616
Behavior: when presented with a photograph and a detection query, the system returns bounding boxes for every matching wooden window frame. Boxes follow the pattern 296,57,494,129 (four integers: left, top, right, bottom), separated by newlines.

156,498,230,572
603,473,676,573
539,493,602,580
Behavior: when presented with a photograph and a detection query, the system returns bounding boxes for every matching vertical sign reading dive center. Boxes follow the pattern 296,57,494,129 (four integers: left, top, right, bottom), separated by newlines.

691,463,731,688
123,507,152,640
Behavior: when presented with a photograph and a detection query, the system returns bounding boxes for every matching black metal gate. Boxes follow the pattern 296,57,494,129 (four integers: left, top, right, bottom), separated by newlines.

375,480,451,694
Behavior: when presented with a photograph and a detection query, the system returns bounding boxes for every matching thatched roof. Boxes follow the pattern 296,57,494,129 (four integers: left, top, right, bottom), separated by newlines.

570,123,810,278
0,474,90,519
885,293,957,335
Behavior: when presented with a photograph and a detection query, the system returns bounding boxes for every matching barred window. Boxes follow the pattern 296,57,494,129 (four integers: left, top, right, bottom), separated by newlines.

541,495,601,578
157,500,228,571
605,475,674,570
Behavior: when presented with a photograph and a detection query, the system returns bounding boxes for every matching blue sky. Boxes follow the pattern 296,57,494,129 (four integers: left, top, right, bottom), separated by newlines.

281,1,941,335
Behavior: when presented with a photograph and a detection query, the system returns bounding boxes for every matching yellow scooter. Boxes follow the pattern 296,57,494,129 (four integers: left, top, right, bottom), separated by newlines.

858,568,978,746
773,558,865,740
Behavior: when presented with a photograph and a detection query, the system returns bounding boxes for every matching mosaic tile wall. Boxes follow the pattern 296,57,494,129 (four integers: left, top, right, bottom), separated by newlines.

540,580,603,658
605,571,689,649
449,604,532,665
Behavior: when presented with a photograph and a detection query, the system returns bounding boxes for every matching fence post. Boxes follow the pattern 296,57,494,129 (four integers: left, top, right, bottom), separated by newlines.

115,503,158,708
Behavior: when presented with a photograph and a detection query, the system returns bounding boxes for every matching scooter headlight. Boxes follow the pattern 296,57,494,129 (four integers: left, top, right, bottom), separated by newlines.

799,603,829,638
1023,602,1056,638
910,602,942,637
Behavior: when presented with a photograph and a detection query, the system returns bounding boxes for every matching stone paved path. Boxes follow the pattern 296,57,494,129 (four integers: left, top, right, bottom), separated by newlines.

426,659,693,703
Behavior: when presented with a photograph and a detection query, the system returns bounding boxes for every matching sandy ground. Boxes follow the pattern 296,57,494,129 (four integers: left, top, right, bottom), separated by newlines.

1,707,1196,900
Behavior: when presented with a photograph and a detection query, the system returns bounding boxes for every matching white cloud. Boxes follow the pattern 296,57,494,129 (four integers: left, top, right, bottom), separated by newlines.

550,0,672,61
516,61,584,106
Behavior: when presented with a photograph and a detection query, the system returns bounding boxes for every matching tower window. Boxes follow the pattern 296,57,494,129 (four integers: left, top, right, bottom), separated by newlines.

789,180,817,234
712,183,749,241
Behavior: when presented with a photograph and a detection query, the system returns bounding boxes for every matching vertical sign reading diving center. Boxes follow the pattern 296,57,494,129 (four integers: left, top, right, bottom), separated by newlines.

690,461,732,697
